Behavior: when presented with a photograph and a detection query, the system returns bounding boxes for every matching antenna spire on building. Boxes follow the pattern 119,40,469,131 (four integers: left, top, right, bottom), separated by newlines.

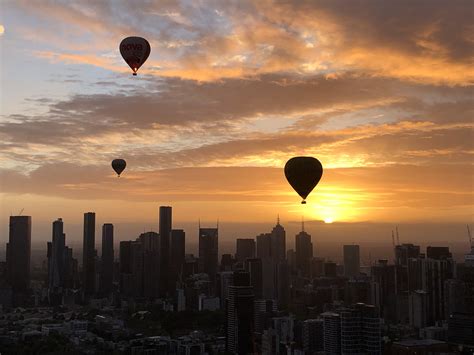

277,214,280,225
302,216,305,232
396,226,400,245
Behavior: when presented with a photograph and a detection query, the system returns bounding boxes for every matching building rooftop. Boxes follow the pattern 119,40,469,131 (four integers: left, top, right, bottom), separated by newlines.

393,339,446,347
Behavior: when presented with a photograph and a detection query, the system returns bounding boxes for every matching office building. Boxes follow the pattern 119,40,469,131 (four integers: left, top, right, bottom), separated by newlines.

171,229,185,283
235,238,256,262
6,216,31,293
199,227,219,283
48,218,65,289
324,261,337,277
344,244,360,277
159,206,172,296
295,230,313,276
119,239,144,297
245,258,263,299
139,231,160,298
271,218,286,262
276,261,290,309
256,233,272,259
100,223,114,294
395,244,420,266
82,212,96,296
310,257,325,278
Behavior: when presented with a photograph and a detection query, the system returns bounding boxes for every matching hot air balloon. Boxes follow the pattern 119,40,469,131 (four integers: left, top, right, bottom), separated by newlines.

112,159,126,177
119,37,151,76
284,156,323,204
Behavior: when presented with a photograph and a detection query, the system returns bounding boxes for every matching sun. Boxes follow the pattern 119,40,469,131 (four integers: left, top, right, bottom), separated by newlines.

324,217,334,224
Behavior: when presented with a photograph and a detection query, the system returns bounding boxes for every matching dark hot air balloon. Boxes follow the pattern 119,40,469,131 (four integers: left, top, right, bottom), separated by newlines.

119,37,151,76
112,159,126,177
284,156,323,204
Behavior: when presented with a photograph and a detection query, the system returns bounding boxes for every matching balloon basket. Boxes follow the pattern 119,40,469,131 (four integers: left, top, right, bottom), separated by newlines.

301,200,306,204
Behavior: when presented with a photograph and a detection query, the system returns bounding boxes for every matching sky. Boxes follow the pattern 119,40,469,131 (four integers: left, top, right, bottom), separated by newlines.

0,0,473,248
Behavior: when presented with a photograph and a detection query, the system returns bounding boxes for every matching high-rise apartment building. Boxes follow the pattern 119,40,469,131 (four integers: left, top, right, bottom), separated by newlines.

302,319,324,353
323,303,381,354
226,284,255,354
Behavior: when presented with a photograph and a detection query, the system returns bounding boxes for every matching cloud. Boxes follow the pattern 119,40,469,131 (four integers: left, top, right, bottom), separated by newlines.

1,163,472,227
9,0,474,84
0,74,397,143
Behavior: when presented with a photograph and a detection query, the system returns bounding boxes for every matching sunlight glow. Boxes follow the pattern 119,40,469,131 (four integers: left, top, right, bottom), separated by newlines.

324,217,334,224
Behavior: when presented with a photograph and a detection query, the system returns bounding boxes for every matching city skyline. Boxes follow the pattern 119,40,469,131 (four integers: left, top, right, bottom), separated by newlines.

0,1,472,231
1,1,473,353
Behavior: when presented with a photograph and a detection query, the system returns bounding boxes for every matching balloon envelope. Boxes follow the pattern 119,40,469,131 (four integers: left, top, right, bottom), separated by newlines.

284,156,323,204
112,159,126,177
119,37,151,75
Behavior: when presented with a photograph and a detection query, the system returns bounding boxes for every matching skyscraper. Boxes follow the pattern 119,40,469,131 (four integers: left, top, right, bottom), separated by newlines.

171,229,185,284
245,258,263,299
139,231,160,298
159,206,172,296
256,233,274,299
48,218,65,289
322,311,341,354
226,283,255,353
323,304,381,354
340,304,381,354
395,243,420,266
344,245,360,277
295,229,313,276
82,212,96,296
302,319,324,353
199,226,219,283
408,255,456,324
236,238,256,262
270,219,286,262
6,216,31,293
100,223,114,295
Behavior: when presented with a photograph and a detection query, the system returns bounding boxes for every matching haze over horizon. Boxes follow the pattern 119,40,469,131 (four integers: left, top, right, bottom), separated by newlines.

1,1,473,242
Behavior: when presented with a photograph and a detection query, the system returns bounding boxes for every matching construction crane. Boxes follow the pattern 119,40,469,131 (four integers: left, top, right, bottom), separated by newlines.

18,208,24,216
396,226,400,245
